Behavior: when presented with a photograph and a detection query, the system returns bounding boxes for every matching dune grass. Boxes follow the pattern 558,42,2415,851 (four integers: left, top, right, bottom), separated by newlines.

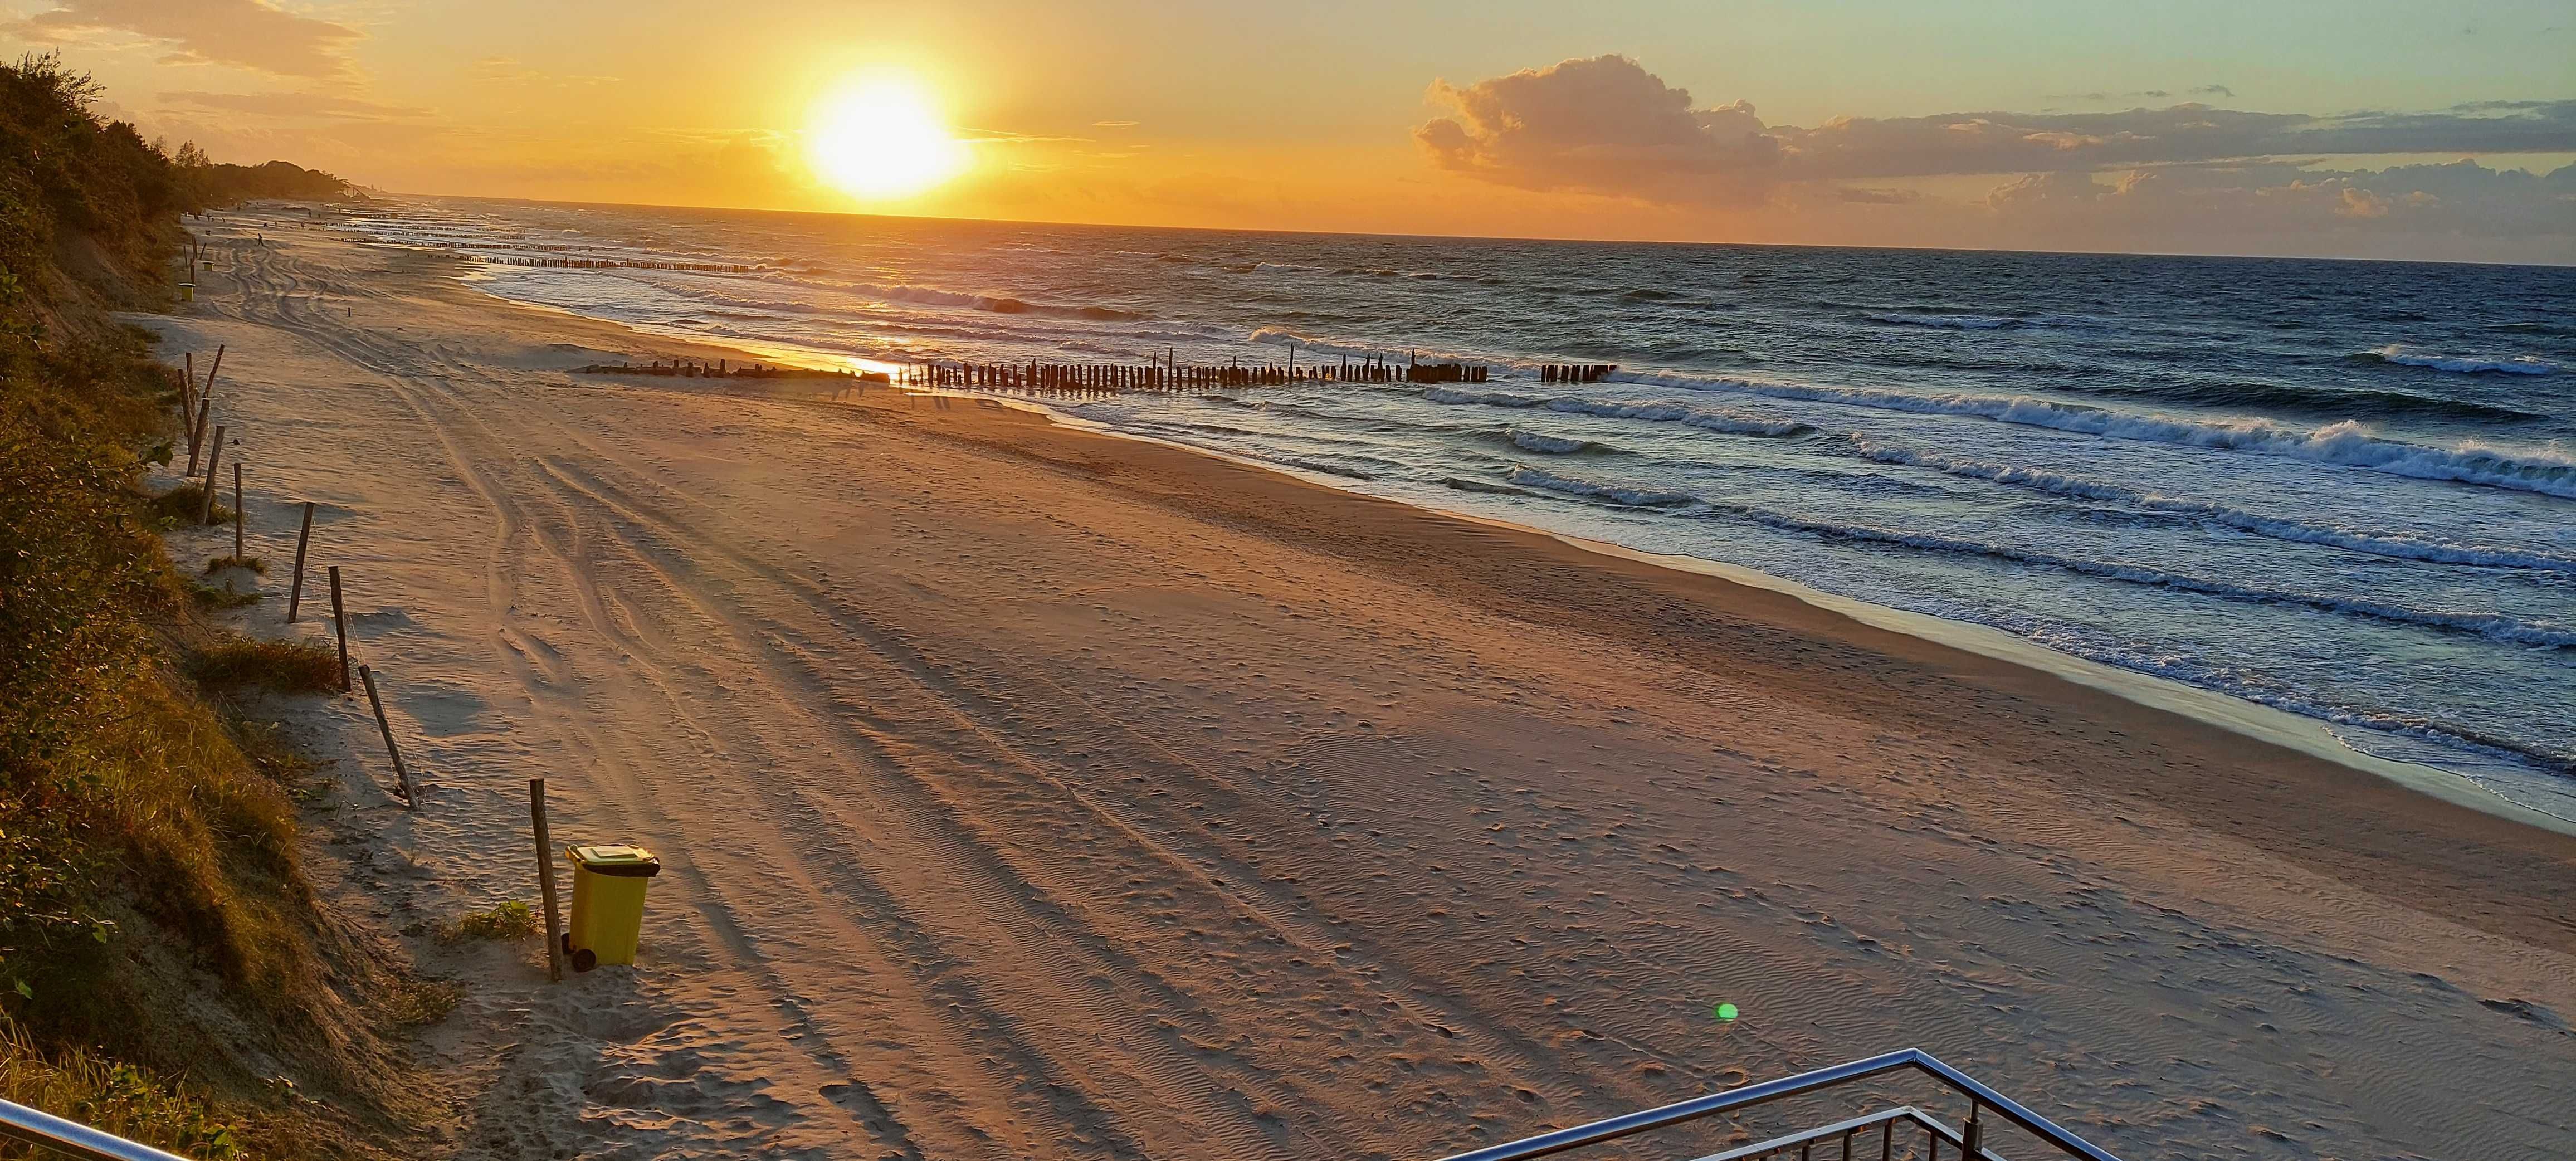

435,900,539,946
145,483,231,528
186,637,340,694
184,580,260,609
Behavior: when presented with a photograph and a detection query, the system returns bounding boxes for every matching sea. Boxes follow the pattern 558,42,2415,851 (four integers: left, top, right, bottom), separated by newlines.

341,198,2576,820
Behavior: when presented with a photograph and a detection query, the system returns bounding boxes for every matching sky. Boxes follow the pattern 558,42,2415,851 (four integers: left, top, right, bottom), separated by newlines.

7,0,2574,261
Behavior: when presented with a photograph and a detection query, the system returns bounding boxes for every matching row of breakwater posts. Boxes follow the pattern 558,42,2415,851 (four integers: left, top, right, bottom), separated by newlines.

895,352,1496,394
575,358,887,382
572,352,1637,400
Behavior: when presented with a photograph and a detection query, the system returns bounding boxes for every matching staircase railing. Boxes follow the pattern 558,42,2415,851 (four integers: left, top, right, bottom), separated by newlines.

1433,1048,2121,1161
0,1097,194,1161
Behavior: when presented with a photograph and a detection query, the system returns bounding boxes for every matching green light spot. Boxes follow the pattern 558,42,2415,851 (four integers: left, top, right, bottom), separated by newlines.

1715,1002,1739,1022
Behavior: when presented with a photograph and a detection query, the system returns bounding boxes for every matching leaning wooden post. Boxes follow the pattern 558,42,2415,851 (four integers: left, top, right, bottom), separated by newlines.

328,565,351,692
199,425,226,524
203,344,225,398
185,398,208,475
359,665,416,806
231,462,245,559
286,501,315,622
530,778,564,982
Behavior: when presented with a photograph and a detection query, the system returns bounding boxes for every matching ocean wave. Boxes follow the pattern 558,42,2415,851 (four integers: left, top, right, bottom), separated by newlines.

1440,476,1533,495
2095,379,2543,422
1621,370,2576,499
2365,345,2555,375
851,282,1146,322
1848,442,2576,572
1505,429,1621,455
1505,467,1698,508
1505,467,2576,646
1233,450,1378,480
1870,312,2014,329
1425,387,1821,439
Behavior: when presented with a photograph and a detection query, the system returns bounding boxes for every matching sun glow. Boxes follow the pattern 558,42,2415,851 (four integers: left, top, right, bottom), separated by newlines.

806,77,968,200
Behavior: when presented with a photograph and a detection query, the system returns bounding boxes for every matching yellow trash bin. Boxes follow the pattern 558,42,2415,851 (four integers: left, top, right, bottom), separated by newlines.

563,843,660,971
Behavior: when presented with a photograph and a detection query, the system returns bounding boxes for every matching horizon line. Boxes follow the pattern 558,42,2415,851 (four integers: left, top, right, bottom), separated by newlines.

361,188,2576,271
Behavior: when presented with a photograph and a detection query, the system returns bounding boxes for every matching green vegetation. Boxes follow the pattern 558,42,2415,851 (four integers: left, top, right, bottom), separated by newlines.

204,555,266,574
0,1025,246,1160
435,901,539,947
1,52,408,1158
187,637,341,695
147,482,232,527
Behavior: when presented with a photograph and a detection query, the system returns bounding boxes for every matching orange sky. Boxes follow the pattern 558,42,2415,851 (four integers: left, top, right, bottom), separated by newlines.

7,0,2573,260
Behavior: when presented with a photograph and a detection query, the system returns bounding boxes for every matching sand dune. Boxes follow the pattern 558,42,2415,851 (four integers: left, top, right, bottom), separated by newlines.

144,212,2575,1161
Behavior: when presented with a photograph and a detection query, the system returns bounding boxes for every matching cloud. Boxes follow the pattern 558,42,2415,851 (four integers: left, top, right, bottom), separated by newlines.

1421,56,2576,201
7,0,360,78
1979,159,2576,250
159,90,426,121
1417,55,1777,201
1092,119,1138,128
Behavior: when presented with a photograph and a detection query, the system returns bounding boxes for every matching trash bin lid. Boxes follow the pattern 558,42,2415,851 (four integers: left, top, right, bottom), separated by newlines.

568,844,661,876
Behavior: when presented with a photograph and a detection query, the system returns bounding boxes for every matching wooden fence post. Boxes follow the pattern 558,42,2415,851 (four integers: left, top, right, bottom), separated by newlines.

286,501,315,622
530,778,564,982
199,426,226,524
359,665,416,807
328,565,351,692
232,462,245,559
186,398,208,476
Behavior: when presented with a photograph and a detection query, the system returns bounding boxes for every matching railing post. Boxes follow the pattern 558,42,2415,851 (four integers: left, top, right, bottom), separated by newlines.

1963,1101,1984,1158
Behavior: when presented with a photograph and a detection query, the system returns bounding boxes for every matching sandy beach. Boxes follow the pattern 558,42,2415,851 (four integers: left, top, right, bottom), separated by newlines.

145,210,2576,1160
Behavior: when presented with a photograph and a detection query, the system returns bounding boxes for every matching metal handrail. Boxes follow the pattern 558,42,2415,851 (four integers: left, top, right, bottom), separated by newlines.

0,1097,194,1161
1432,1048,2120,1161
1690,1106,1923,1160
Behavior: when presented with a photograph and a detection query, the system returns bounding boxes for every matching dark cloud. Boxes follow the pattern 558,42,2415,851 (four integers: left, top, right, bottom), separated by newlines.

1421,56,2576,197
7,0,359,79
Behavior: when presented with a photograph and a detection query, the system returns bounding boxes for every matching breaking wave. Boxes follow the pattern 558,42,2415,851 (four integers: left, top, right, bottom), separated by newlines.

1505,468,2576,647
1622,370,2576,499
2364,345,2556,375
1426,387,1818,438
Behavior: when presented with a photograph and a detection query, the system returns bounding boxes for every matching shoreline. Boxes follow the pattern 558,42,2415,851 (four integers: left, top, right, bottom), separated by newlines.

447,269,2575,837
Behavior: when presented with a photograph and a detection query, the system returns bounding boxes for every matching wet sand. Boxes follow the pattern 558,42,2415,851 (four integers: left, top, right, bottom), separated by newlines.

149,209,2576,1161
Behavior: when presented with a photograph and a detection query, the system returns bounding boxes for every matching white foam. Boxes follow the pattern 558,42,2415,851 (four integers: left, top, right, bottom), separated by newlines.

2370,344,2556,375
1849,441,2576,572
1617,370,2576,499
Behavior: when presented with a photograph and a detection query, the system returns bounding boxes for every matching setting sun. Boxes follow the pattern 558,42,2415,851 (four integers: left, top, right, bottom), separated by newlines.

804,77,968,200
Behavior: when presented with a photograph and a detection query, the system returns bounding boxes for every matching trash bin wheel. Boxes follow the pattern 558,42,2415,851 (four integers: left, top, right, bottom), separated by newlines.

572,947,597,973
